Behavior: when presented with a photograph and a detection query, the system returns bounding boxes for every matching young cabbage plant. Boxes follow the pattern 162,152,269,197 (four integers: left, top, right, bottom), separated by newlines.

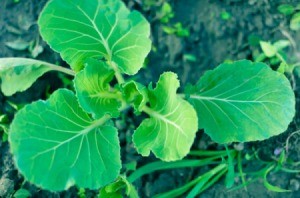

0,0,295,193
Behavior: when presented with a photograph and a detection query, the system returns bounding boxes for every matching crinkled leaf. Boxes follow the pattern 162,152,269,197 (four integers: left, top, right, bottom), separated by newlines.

187,60,295,144
74,59,121,118
122,81,148,113
133,72,198,161
38,0,151,74
9,89,121,191
0,58,54,96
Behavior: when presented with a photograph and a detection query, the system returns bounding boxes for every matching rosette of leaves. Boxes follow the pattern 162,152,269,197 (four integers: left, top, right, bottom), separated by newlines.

0,0,295,193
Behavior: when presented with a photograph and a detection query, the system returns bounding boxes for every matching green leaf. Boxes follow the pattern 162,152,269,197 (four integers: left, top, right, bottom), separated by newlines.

0,58,52,96
122,81,148,113
13,188,31,198
290,12,300,30
186,60,295,144
277,4,295,16
273,40,290,51
74,59,122,118
0,58,74,96
98,176,139,198
133,72,198,161
5,40,30,50
9,89,121,190
159,2,174,23
259,41,277,57
38,0,151,74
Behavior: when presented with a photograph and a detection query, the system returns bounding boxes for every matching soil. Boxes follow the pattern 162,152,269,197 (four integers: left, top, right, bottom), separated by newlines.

0,0,300,197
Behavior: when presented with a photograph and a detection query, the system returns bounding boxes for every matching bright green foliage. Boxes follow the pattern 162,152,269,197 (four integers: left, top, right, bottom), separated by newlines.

133,72,198,161
159,2,174,23
186,60,295,143
0,58,52,96
277,4,295,16
98,176,138,198
9,89,121,190
259,41,277,57
3,0,297,194
13,189,31,198
290,12,300,30
38,0,151,74
74,59,121,118
122,81,148,112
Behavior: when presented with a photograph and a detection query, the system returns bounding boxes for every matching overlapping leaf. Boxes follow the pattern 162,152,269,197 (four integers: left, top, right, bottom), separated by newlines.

187,60,295,143
74,59,121,118
122,81,148,113
38,0,151,74
133,72,198,161
9,89,121,190
0,58,53,96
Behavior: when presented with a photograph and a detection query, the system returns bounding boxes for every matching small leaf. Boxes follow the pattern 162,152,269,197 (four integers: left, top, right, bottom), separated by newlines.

9,89,121,190
187,60,295,143
277,4,295,16
13,188,31,198
183,54,197,62
74,59,122,118
5,40,30,50
38,0,151,74
220,11,231,20
133,72,198,161
29,41,44,58
277,62,287,73
122,81,148,112
260,41,277,57
159,2,174,23
290,12,300,30
273,40,290,51
0,58,53,96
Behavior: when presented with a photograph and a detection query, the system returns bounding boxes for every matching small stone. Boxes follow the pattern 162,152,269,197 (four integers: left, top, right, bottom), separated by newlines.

234,143,244,151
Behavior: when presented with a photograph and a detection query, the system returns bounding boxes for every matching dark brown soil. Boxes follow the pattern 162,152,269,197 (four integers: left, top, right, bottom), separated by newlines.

0,0,300,197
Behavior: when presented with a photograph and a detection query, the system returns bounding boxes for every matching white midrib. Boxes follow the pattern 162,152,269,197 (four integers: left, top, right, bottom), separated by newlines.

90,91,121,99
76,5,112,60
142,106,187,137
31,115,111,159
190,95,262,104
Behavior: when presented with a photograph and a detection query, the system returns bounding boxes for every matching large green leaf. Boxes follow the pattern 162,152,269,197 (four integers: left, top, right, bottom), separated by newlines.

186,60,295,144
133,72,198,161
0,58,53,96
9,89,121,190
74,59,122,118
38,0,151,74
